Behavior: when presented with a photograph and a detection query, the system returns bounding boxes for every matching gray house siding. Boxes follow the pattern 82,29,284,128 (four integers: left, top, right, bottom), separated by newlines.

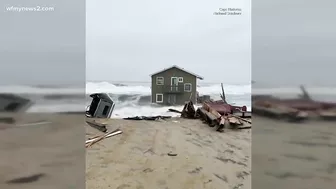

151,67,198,105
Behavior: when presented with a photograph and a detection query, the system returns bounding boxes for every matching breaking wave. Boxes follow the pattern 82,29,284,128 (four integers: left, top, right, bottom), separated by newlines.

1,82,336,116
1,82,335,117
85,82,251,117
0,81,252,116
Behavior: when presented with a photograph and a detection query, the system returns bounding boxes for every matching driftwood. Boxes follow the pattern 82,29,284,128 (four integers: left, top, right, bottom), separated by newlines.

123,116,171,121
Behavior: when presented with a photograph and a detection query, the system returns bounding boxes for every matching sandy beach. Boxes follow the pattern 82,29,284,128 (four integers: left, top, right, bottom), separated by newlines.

2,113,335,189
0,113,85,189
86,118,251,189
253,116,336,189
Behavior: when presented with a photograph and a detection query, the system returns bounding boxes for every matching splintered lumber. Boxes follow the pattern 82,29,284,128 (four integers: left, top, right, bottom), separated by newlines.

228,117,242,125
220,83,228,104
318,110,336,121
85,129,122,147
252,102,308,122
199,108,217,121
233,111,252,118
232,115,252,124
216,117,228,132
299,85,311,100
199,108,217,127
86,130,122,144
181,101,196,118
203,101,231,115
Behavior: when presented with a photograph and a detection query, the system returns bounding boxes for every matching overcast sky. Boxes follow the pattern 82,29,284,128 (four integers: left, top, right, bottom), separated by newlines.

1,0,334,87
86,0,251,84
253,0,336,87
0,0,85,86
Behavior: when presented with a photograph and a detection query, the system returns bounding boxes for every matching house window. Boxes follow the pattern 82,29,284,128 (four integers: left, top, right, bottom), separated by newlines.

184,83,192,92
156,77,164,85
156,93,163,103
178,77,183,82
102,105,109,116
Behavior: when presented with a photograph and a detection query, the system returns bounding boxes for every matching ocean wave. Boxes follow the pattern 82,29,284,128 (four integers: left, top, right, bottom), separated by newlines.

0,82,251,95
2,81,252,115
2,82,336,96
86,81,251,95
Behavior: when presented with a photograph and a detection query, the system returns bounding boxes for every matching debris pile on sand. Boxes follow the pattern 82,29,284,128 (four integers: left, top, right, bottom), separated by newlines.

252,84,336,122
169,83,252,132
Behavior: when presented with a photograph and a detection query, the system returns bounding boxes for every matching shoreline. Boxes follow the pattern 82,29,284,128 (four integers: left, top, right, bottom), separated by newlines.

3,114,334,188
86,117,251,189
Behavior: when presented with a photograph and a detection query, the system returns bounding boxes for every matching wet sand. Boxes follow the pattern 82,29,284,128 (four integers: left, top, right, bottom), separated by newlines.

0,113,85,189
253,116,336,189
86,118,251,189
3,113,334,188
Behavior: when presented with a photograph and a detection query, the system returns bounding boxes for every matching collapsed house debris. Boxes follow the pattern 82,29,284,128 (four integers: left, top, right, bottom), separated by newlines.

252,85,336,122
197,100,251,131
181,100,198,118
175,84,252,132
123,116,172,121
86,93,115,118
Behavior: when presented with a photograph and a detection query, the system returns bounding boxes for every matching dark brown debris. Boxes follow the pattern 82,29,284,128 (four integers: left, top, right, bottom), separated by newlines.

213,174,228,183
6,173,46,184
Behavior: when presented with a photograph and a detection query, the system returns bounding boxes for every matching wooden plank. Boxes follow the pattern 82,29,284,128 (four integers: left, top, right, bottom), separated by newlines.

199,108,217,121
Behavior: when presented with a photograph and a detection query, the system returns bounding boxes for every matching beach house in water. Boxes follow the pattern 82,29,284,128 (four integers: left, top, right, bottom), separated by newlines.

150,65,203,105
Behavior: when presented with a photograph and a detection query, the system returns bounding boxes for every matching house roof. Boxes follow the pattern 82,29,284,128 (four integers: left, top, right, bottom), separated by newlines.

150,65,204,80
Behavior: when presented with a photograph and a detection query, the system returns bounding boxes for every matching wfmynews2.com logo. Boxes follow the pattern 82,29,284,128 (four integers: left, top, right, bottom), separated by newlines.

5,5,55,12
